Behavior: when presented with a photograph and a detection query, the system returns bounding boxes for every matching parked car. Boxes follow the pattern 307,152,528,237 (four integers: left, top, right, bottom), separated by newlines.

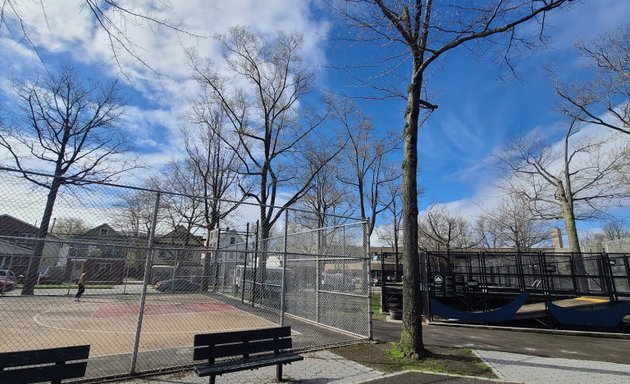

321,272,356,291
154,279,201,293
0,269,18,292
38,266,66,284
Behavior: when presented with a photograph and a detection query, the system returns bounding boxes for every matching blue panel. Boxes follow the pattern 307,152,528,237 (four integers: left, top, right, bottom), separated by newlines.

430,292,529,323
547,301,630,328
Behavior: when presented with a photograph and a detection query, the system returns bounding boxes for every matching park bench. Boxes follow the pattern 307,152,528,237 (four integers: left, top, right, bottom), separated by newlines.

0,345,90,384
193,326,303,384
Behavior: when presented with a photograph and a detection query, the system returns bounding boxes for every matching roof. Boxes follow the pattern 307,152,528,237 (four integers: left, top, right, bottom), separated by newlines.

157,226,205,246
0,214,59,240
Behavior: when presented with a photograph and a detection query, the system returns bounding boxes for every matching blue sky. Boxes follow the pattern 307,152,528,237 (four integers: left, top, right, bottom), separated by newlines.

0,0,628,237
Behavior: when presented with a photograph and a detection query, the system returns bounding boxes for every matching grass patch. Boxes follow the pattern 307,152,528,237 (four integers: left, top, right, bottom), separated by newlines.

371,293,387,321
329,342,495,378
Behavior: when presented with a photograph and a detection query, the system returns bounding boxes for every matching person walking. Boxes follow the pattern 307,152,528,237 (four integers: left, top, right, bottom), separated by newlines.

75,272,86,302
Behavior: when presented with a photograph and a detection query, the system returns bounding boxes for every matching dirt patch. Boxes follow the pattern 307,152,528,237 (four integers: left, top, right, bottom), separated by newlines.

329,342,496,378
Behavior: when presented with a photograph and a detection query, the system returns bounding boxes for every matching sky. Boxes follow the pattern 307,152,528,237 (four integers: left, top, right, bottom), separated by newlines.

0,0,628,241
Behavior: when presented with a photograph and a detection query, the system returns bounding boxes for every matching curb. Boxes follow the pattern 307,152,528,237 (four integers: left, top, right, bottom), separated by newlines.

428,321,630,340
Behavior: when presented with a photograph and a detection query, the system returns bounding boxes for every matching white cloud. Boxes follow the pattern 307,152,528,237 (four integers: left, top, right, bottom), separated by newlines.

431,118,630,224
0,0,330,173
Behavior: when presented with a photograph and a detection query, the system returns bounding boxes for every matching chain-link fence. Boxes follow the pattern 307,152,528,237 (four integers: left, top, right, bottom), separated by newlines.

0,168,370,381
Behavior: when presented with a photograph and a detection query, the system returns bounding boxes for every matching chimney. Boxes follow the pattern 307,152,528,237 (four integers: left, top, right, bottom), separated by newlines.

551,227,563,249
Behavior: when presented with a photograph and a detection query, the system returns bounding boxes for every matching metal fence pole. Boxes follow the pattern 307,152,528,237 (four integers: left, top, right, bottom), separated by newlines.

363,219,372,340
222,246,227,293
213,228,221,292
122,250,130,295
1,243,16,297
280,210,289,326
241,222,250,303
315,227,321,323
67,255,77,296
130,191,160,374
251,221,259,306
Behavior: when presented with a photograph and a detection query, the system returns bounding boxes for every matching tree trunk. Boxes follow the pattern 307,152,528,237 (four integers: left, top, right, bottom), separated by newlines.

561,199,589,292
563,201,581,253
21,177,62,295
400,58,424,357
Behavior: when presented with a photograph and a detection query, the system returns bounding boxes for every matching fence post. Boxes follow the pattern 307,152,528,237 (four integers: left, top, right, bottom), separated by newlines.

130,191,160,374
315,227,321,323
363,219,372,340
1,242,16,297
380,251,386,312
280,210,289,325
251,221,259,306
241,222,250,303
213,228,221,292
422,250,431,319
67,254,78,296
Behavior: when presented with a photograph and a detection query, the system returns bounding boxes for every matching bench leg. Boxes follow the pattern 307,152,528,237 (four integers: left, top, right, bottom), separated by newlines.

276,364,283,382
210,374,216,384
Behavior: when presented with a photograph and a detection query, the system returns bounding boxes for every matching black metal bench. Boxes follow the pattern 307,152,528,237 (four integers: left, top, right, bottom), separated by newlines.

0,345,90,384
193,326,303,384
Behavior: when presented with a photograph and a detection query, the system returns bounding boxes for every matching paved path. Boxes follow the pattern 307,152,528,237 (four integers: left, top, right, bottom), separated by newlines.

476,350,630,384
121,350,383,383
116,320,630,383
373,320,630,364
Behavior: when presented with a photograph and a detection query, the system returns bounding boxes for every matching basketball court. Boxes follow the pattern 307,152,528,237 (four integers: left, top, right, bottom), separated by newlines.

1,293,279,358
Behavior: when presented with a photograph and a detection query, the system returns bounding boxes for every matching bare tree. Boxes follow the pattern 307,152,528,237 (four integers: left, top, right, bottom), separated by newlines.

156,161,205,245
0,0,200,77
476,194,551,251
189,26,333,247
581,218,630,252
114,188,157,238
497,119,629,253
333,97,400,237
51,217,89,237
601,218,630,241
0,67,135,295
557,26,630,135
180,100,245,291
376,181,403,280
296,138,353,253
336,0,571,356
418,204,477,252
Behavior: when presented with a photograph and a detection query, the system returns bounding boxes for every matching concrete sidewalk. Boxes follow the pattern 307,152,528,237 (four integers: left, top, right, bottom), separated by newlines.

119,350,383,383
475,350,630,384
116,347,630,384
115,319,630,383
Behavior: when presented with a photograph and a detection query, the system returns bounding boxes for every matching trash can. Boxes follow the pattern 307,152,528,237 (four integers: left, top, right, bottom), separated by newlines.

389,308,402,320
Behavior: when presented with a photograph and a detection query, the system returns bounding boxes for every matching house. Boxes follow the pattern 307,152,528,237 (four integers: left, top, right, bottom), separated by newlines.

68,224,129,284
207,227,247,262
151,226,206,283
0,214,66,276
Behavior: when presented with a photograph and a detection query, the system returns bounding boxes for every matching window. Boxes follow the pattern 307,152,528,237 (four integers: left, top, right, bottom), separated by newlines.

230,237,236,245
100,228,109,236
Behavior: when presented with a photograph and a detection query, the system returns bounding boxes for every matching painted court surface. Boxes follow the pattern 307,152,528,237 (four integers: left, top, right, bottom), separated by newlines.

0,293,277,358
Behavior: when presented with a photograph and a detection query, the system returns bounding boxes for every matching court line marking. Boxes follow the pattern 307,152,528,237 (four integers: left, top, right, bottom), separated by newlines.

32,306,278,335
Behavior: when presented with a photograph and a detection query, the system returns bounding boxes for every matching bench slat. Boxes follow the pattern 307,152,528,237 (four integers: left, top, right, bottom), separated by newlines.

0,362,88,384
0,345,90,368
194,353,303,377
194,327,291,346
194,338,292,361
